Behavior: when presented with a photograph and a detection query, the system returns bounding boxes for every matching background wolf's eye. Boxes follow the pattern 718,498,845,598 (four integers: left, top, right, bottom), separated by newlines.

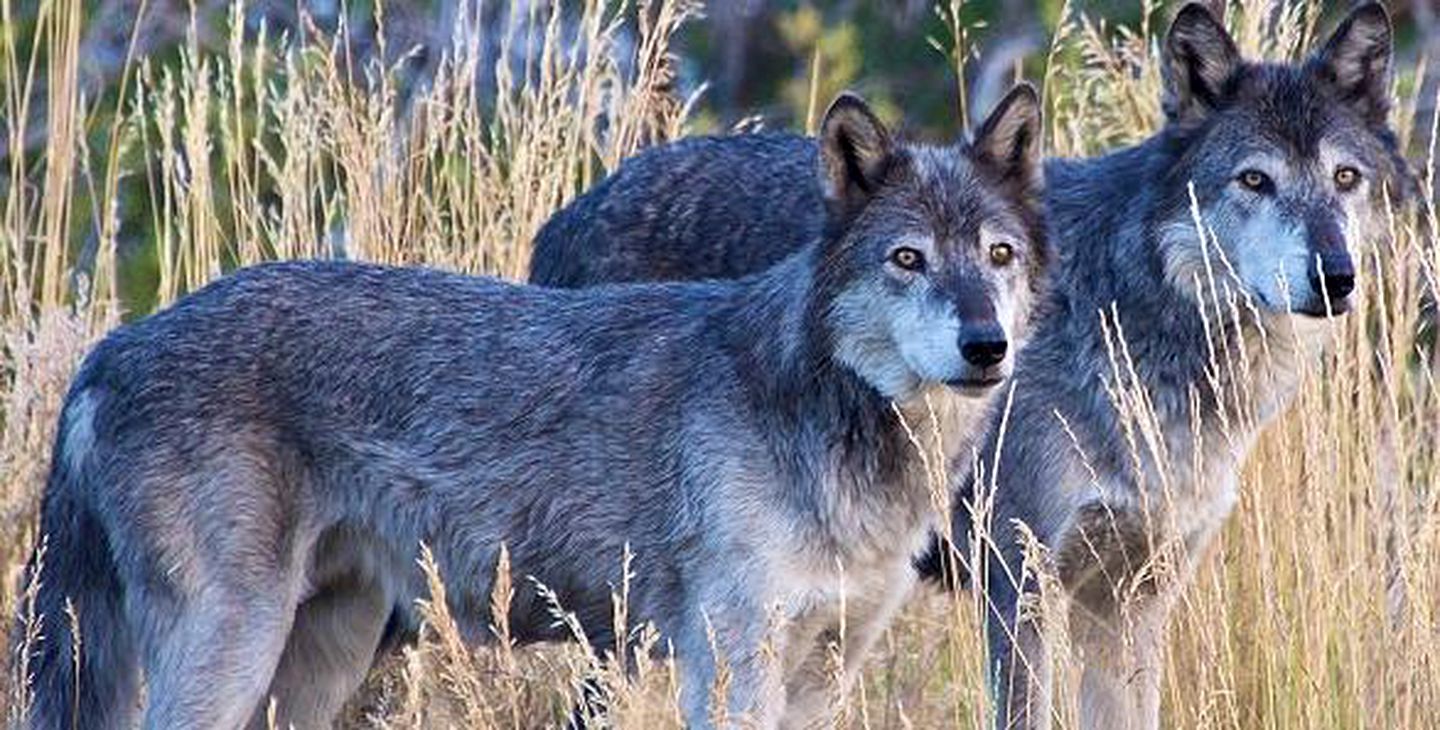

889,247,925,272
989,242,1015,267
1238,169,1273,193
1334,166,1361,192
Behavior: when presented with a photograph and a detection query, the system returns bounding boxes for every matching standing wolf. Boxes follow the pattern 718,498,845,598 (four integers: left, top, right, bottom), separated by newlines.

19,90,1045,729
529,4,1412,728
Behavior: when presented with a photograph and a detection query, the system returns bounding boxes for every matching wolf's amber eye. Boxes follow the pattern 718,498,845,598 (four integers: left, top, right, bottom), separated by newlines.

989,242,1015,267
1238,169,1272,193
889,247,925,272
1334,166,1361,192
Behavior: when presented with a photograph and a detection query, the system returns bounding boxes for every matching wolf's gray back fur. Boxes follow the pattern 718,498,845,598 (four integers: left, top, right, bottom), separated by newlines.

531,134,823,288
527,5,1413,728
19,90,1045,729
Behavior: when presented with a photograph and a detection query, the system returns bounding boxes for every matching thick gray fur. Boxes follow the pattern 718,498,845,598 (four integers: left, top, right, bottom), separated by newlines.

18,91,1045,730
528,4,1413,728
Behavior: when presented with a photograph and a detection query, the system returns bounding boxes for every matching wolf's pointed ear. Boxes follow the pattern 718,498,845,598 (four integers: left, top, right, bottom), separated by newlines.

819,93,895,215
1162,3,1242,124
1313,3,1393,125
972,83,1042,190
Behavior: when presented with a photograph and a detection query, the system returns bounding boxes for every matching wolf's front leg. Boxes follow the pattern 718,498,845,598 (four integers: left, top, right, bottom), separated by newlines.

1072,592,1172,730
675,605,789,729
780,570,916,728
986,578,1053,730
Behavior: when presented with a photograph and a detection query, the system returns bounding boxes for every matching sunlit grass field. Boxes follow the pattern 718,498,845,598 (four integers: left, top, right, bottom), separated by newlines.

1,1,1437,727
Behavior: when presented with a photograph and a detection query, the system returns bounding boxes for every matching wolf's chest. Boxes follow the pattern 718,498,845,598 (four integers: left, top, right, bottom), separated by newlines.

1152,330,1318,550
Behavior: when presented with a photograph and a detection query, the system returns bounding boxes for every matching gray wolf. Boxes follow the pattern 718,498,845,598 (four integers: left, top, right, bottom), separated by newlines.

18,89,1046,729
528,4,1412,728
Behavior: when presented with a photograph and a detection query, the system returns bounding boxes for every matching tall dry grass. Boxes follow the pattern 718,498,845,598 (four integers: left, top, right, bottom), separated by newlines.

0,1,1436,728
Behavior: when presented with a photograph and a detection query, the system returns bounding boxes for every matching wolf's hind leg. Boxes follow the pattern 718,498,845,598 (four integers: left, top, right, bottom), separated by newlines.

251,571,393,729
248,527,399,729
140,586,298,730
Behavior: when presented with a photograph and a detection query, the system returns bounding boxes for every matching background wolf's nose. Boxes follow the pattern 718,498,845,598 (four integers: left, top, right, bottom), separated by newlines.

960,337,1008,367
1308,254,1355,301
1311,271,1355,299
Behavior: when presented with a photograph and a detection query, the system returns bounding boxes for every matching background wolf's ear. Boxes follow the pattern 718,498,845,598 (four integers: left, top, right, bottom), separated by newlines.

819,93,895,215
1162,4,1241,124
972,83,1042,191
1312,3,1392,125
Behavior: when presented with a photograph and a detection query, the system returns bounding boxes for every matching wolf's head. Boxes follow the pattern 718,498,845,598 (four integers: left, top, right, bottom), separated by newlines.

1156,2,1411,319
816,86,1047,400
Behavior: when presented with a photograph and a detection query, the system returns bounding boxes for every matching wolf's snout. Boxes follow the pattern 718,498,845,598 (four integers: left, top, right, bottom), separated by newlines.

959,326,1008,368
1304,215,1354,303
1307,252,1354,301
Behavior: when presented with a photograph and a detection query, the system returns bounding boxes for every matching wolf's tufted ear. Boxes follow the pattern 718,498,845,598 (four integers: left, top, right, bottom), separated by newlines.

1312,3,1393,126
972,83,1042,193
818,93,896,217
1162,3,1242,124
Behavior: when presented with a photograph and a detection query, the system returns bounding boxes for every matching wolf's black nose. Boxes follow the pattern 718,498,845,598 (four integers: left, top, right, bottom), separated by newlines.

1311,271,1354,300
961,337,1008,367
1308,253,1355,301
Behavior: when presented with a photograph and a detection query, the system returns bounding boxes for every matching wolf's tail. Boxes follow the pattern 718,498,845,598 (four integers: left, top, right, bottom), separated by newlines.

16,394,139,730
